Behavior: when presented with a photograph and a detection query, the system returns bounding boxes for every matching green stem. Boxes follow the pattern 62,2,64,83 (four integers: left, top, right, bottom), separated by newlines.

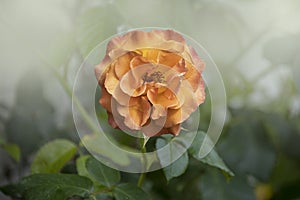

137,172,146,188
137,142,147,188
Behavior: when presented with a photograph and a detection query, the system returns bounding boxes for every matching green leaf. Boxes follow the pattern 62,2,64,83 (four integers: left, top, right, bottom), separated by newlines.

86,157,120,187
31,139,77,173
76,155,107,192
1,143,21,162
189,131,234,176
113,183,151,200
20,174,93,200
0,183,23,198
156,138,189,182
76,155,92,178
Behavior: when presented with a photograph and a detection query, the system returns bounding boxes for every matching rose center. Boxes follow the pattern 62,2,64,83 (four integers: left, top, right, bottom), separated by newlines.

142,71,166,85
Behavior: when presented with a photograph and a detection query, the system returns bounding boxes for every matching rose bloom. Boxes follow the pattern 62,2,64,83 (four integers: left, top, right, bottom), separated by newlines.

95,29,205,137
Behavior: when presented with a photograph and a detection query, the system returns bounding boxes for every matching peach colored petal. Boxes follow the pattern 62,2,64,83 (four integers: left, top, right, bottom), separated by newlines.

158,50,182,67
147,87,178,109
129,56,151,86
188,45,205,72
165,75,181,95
184,62,201,91
136,48,160,63
114,52,137,79
141,116,166,137
151,104,167,120
95,55,111,84
165,80,198,127
171,58,188,75
106,30,186,60
130,55,149,69
111,98,138,133
155,124,181,136
168,124,181,136
119,70,142,97
99,86,112,112
117,96,151,130
164,109,181,127
112,84,131,106
194,77,206,105
120,62,154,97
104,64,119,95
132,85,147,97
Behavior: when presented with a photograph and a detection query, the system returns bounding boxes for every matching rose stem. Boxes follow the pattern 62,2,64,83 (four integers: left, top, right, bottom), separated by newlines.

137,139,147,188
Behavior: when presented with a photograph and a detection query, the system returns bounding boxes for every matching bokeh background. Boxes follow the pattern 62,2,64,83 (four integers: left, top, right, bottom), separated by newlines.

1,0,300,199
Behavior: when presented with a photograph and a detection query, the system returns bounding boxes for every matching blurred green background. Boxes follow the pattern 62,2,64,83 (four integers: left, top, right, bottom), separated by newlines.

1,0,300,199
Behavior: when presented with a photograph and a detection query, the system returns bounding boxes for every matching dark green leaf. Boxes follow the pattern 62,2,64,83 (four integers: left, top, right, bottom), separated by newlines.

189,131,233,176
19,174,93,200
156,138,189,182
0,183,23,198
113,183,150,200
31,139,77,173
95,193,114,200
86,157,120,187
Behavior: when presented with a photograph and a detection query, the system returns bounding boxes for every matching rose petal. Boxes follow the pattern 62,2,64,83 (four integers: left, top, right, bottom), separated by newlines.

104,64,119,94
158,50,182,68
136,48,160,63
99,86,112,112
95,55,111,84
141,116,167,137
107,112,118,129
114,52,137,79
184,61,201,91
188,45,205,72
165,80,198,127
107,30,186,60
194,77,206,105
171,58,188,75
112,84,131,106
151,104,167,120
117,96,151,130
120,61,154,96
155,124,181,136
147,87,179,109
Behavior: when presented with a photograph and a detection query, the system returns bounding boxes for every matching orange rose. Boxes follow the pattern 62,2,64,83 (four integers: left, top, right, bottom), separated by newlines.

95,29,205,137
